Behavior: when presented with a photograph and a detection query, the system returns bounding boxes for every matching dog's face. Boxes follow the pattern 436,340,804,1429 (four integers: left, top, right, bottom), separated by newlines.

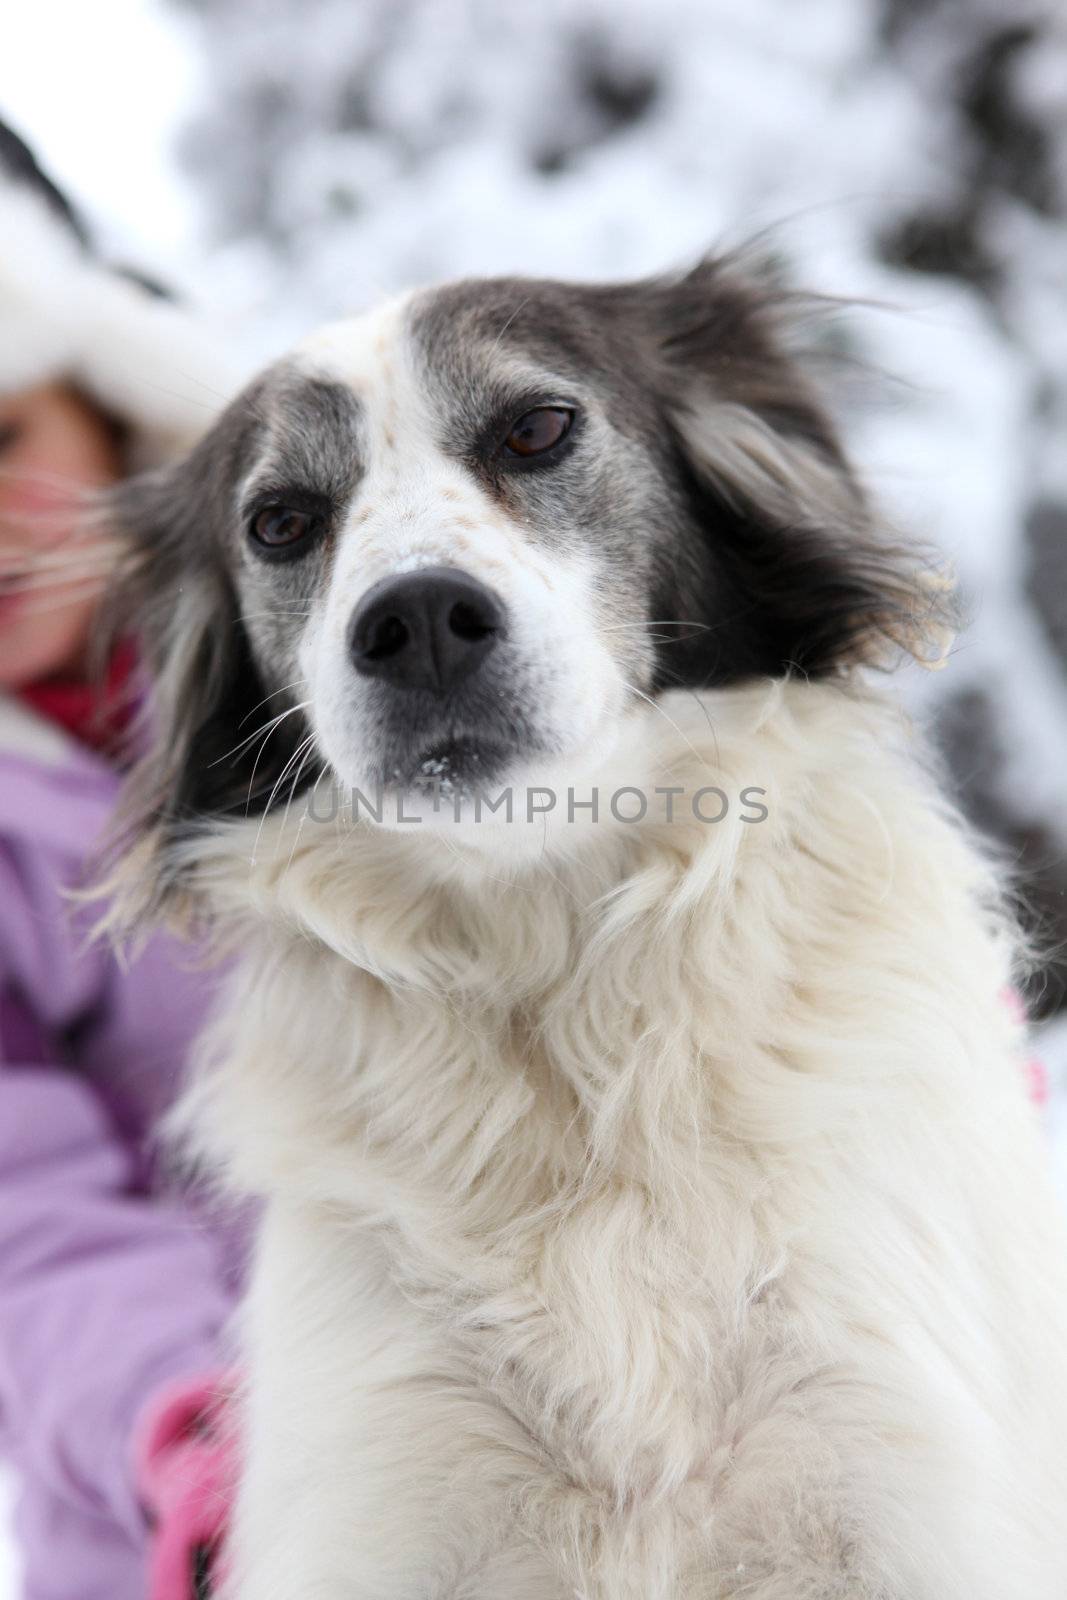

109,259,943,898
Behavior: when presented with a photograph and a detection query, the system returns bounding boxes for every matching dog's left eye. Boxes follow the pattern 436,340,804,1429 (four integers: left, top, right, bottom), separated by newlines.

502,407,573,459
249,504,322,555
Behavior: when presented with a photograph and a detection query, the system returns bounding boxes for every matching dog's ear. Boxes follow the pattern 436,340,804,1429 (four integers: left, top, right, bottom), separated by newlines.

94,401,308,928
635,255,956,682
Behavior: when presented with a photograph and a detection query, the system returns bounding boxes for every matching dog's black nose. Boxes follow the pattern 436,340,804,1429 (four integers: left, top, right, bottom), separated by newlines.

349,566,506,693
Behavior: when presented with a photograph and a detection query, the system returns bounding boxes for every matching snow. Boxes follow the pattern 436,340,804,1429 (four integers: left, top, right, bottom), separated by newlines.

0,0,202,267
1,0,1066,1592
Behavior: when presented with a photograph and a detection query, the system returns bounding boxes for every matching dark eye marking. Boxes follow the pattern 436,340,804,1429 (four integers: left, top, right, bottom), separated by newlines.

501,406,574,462
0,422,21,454
246,492,331,563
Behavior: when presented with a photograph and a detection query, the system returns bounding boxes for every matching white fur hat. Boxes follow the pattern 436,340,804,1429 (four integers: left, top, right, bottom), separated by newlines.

0,117,238,466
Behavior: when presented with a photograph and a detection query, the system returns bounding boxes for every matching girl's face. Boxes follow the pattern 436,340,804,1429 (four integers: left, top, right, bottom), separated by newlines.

0,382,122,688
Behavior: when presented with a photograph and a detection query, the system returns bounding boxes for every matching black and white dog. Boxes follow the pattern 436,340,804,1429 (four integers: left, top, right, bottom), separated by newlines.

108,259,1067,1599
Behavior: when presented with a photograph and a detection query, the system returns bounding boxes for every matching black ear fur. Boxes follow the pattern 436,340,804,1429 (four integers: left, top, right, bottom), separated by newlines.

641,257,956,685
96,412,314,924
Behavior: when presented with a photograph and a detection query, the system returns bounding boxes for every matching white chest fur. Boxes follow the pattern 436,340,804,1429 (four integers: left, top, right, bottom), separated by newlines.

184,683,1067,1600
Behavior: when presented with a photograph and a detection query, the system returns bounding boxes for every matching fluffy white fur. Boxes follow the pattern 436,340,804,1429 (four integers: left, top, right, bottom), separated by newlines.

172,678,1067,1600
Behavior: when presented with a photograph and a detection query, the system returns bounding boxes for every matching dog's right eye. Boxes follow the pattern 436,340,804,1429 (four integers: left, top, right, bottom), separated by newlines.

249,504,322,557
502,407,574,459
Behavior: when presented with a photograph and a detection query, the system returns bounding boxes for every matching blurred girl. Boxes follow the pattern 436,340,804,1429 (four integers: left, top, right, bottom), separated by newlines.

0,121,241,1600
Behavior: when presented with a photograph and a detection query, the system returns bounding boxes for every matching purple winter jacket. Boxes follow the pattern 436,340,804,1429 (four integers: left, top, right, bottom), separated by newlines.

0,694,244,1600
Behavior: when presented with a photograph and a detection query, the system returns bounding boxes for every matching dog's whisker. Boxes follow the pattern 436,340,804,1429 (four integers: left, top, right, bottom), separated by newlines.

488,295,532,356
533,835,584,908
683,690,721,769
280,750,327,875
238,681,304,730
620,679,708,772
255,731,319,865
0,528,120,561
0,464,107,495
241,704,313,815
0,530,121,560
232,608,314,626
211,700,310,771
16,578,112,616
131,378,229,414
599,620,713,634
146,367,237,405
277,734,320,834
1,557,118,594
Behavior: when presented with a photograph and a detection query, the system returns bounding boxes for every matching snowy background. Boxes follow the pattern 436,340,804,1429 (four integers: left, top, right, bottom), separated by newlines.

2,0,1066,1591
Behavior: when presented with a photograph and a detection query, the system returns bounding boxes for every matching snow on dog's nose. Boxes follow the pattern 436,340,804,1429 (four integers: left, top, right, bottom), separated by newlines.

348,566,506,695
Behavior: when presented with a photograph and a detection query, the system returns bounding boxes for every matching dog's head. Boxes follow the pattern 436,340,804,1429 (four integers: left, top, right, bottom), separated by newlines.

106,257,950,911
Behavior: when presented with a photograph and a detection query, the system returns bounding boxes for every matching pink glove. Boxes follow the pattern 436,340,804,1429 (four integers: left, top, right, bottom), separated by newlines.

134,1372,240,1600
